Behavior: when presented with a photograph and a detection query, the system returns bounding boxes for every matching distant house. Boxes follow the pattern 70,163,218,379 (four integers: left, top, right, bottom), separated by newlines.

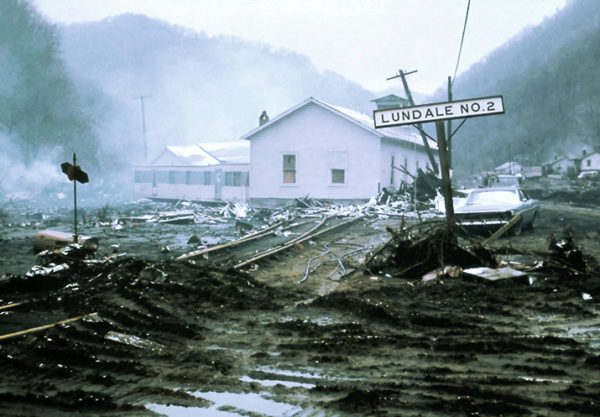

370,94,410,110
522,166,542,178
134,141,249,202
241,96,437,206
541,155,578,176
494,161,522,175
581,151,600,172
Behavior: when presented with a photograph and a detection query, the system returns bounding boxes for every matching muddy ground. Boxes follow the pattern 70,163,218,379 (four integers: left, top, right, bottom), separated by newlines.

0,198,599,416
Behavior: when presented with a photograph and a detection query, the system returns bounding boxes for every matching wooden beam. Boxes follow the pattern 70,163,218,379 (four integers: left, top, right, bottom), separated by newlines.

0,313,98,342
481,213,522,246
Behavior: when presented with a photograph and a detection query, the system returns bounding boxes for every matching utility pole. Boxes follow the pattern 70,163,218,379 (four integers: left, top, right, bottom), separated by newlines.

435,121,455,239
133,95,152,161
447,76,453,171
387,69,440,175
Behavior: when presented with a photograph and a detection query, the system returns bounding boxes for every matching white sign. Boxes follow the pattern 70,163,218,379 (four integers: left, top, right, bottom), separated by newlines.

373,95,504,128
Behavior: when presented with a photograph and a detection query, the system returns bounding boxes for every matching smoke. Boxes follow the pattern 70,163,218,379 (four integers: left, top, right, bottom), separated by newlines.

0,132,66,201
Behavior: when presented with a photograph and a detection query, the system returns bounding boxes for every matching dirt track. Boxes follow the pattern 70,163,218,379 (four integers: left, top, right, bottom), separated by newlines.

0,200,599,416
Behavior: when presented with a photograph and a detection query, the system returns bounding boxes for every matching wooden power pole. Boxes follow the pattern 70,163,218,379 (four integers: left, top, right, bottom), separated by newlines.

387,70,440,175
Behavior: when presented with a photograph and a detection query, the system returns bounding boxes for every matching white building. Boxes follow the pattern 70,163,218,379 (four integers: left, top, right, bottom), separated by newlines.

241,96,437,206
542,155,578,176
494,161,523,175
134,141,249,202
581,151,600,172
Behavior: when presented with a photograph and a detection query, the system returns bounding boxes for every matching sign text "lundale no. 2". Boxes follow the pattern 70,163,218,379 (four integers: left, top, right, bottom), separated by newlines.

373,96,504,128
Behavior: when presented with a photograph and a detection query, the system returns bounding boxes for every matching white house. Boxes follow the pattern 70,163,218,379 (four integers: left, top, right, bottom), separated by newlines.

542,155,578,176
241,96,437,206
581,151,600,172
134,141,249,202
494,161,523,175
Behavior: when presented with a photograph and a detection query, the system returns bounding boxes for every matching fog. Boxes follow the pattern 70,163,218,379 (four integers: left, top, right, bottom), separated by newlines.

2,0,599,207
58,14,377,162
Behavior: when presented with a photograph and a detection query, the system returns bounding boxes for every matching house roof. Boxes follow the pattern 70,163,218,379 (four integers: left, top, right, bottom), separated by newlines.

370,94,409,104
198,141,249,164
542,155,571,166
582,151,600,159
152,145,221,166
150,141,250,167
240,97,436,150
494,161,521,171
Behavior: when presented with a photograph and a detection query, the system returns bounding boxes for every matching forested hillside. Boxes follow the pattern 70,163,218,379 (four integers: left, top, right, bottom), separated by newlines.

59,14,376,162
446,0,600,177
0,1,98,167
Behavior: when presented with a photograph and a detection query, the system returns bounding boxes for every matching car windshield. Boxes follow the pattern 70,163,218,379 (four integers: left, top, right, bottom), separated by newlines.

467,190,517,205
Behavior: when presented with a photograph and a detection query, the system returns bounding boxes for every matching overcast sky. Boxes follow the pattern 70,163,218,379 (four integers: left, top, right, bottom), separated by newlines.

32,0,568,94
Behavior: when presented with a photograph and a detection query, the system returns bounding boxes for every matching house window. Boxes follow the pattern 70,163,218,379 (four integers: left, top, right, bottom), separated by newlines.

329,151,348,185
168,171,175,184
587,160,591,167
203,171,211,185
185,171,191,185
331,169,345,184
225,172,242,186
283,154,296,183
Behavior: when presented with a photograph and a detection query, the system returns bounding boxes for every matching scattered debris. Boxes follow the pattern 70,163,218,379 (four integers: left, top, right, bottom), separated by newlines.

463,266,529,284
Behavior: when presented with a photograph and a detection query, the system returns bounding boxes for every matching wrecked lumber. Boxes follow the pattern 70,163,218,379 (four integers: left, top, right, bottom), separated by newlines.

235,216,362,270
365,220,495,278
176,220,285,261
0,313,98,342
481,213,522,246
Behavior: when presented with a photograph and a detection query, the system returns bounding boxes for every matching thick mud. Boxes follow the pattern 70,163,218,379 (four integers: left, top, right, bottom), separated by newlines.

1,199,599,416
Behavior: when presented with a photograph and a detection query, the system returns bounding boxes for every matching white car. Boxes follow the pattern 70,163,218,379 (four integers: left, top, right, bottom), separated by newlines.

577,171,598,179
454,187,539,235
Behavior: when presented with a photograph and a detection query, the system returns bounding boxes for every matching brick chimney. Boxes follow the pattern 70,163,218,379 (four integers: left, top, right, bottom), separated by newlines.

259,110,269,126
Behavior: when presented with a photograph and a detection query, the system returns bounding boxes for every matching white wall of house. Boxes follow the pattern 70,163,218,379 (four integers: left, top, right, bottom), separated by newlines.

551,158,576,174
219,163,250,202
581,152,600,171
380,138,433,188
249,102,380,201
134,164,249,202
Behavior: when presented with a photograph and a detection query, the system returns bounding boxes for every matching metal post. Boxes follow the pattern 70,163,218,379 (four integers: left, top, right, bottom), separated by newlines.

73,152,78,243
436,121,456,238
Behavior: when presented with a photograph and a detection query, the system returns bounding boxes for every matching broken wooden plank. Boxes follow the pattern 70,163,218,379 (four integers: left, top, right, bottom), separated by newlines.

235,216,362,270
481,213,522,246
176,220,284,261
0,313,98,342
0,301,25,312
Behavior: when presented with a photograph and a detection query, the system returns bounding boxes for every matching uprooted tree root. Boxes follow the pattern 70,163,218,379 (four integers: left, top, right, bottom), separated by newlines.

364,220,496,279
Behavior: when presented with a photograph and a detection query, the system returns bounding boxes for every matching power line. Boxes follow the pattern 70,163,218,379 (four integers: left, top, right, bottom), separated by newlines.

452,0,471,85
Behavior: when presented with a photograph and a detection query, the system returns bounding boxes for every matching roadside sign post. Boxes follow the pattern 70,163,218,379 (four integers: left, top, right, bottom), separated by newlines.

373,94,504,238
61,153,89,243
435,120,455,229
